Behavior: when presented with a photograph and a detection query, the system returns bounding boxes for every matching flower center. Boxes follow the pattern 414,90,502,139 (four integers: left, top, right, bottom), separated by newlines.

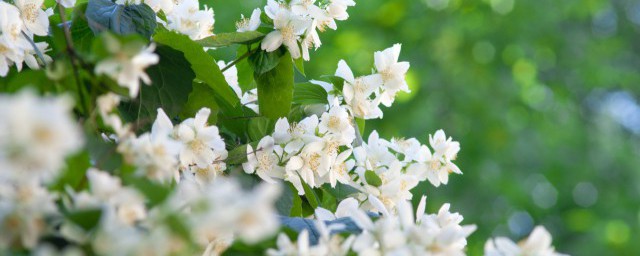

280,25,295,42
257,153,274,170
327,116,341,131
308,153,321,172
429,159,441,170
189,139,207,154
22,4,39,23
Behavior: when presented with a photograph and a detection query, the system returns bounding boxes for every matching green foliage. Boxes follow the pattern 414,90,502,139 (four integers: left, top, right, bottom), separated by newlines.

197,31,264,48
249,47,285,75
153,30,240,109
254,51,294,119
181,82,219,123
120,44,195,123
364,170,382,187
292,82,329,105
85,0,157,38
65,209,103,231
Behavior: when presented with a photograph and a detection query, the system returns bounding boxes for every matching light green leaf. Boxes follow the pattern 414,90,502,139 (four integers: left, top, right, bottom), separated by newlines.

247,117,273,141
181,82,219,124
197,31,264,48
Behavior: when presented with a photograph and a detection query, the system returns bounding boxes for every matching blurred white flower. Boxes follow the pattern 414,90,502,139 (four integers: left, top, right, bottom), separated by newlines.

95,41,159,98
485,226,567,256
0,90,83,183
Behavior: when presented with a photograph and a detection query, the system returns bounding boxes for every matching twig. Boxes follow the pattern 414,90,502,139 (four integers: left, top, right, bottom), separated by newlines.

221,46,258,72
57,4,89,114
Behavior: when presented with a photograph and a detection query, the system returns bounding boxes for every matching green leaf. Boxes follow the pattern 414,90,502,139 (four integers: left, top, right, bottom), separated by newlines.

153,30,240,111
197,31,264,48
247,116,273,141
290,185,303,217
322,75,345,91
293,82,329,105
294,57,305,76
320,188,337,212
181,82,219,124
225,141,259,165
50,150,91,192
66,208,102,231
70,3,94,54
85,0,157,38
255,51,294,119
249,48,285,75
119,44,194,125
364,170,382,187
300,177,319,209
236,46,255,91
321,183,359,201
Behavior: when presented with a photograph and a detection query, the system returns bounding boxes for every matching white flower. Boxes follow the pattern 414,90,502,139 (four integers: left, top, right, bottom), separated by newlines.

243,136,285,183
236,8,262,32
0,90,83,183
0,2,30,76
335,60,384,119
85,169,147,225
326,149,354,188
286,141,328,188
261,9,310,59
429,129,460,161
318,101,355,145
374,44,410,106
166,0,215,40
485,226,567,256
144,0,173,14
273,116,319,153
95,40,159,98
0,181,58,248
267,230,314,256
326,0,355,21
119,109,183,182
241,88,259,113
176,108,226,168
14,0,50,36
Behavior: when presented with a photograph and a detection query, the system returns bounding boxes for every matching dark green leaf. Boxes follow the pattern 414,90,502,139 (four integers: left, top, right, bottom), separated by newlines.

66,208,102,231
50,150,91,192
255,51,294,119
300,177,319,209
181,82,219,124
197,31,264,48
249,48,285,75
364,170,382,187
119,44,194,124
85,0,157,38
321,183,359,201
247,116,273,141
153,30,240,110
236,46,256,91
293,82,329,105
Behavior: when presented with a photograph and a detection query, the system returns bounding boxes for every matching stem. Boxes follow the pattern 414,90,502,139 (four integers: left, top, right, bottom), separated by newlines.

21,31,47,67
58,4,90,115
221,46,258,72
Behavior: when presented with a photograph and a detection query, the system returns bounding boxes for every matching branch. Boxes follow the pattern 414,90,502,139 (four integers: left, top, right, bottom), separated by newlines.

21,31,47,67
57,4,90,114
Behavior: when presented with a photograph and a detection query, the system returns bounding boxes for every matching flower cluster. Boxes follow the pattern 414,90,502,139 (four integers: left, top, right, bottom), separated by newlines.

0,91,83,248
269,196,476,256
243,100,357,194
138,0,215,40
324,44,411,119
258,0,356,60
0,1,53,77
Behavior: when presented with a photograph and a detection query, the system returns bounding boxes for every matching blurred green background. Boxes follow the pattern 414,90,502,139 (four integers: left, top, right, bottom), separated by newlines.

211,0,640,254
